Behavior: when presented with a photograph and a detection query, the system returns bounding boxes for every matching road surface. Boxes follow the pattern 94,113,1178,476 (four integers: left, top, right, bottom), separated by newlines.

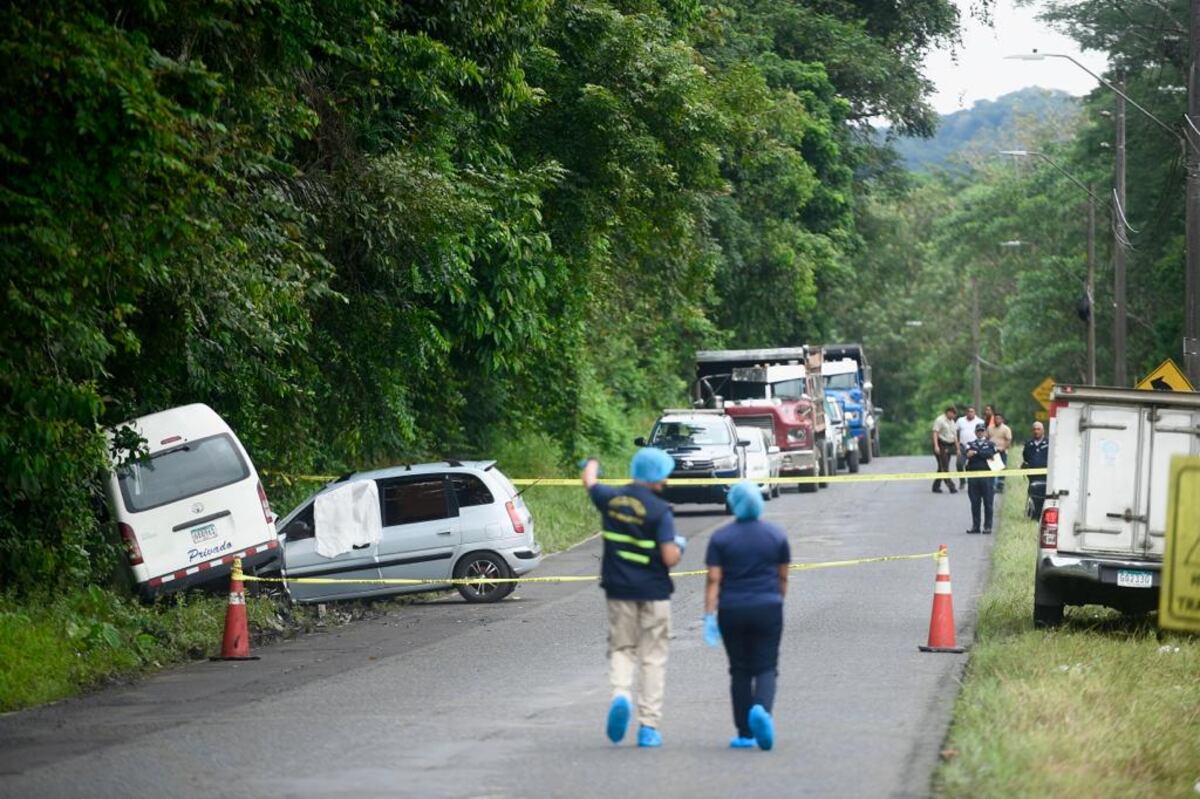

0,456,993,798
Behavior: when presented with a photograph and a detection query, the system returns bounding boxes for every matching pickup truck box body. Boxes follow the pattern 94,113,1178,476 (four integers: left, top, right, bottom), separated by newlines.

1035,384,1200,625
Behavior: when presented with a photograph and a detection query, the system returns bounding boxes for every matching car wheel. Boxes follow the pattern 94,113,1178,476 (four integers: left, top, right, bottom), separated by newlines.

772,481,781,498
1033,603,1064,628
454,552,515,603
847,447,860,474
859,435,872,464
871,430,881,458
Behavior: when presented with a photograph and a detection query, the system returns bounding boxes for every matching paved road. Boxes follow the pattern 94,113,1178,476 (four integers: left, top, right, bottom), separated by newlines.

0,456,993,798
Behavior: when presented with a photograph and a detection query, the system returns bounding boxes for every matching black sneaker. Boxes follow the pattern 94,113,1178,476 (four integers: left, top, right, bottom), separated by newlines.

983,528,992,535
932,487,943,493
966,528,981,534
949,486,958,494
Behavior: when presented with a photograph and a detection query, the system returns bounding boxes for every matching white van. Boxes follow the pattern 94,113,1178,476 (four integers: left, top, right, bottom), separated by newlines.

1035,385,1200,626
106,403,278,598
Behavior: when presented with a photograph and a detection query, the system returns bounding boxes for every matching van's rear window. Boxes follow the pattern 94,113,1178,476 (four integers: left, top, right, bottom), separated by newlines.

118,434,250,513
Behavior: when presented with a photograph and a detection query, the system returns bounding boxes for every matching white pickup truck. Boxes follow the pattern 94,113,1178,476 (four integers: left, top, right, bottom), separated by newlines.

1034,385,1200,627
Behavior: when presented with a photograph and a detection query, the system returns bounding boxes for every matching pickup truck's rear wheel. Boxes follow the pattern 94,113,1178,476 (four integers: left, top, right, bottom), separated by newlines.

1033,603,1064,628
859,435,872,464
871,429,881,458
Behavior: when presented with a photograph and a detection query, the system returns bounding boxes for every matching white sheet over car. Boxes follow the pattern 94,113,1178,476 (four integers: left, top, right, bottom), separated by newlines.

314,480,382,558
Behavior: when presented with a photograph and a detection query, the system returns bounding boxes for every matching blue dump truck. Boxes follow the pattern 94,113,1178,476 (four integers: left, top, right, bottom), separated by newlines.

820,343,879,464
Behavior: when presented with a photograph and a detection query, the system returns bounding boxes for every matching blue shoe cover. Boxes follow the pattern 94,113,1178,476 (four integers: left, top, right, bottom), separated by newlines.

606,695,631,743
729,736,756,749
749,705,774,751
637,725,662,748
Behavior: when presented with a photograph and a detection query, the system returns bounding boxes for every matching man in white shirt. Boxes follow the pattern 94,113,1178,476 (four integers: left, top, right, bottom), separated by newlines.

955,406,979,489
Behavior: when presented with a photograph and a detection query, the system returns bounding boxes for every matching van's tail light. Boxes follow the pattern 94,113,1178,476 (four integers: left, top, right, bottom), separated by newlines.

505,501,525,534
257,481,274,524
119,523,144,565
1039,507,1059,550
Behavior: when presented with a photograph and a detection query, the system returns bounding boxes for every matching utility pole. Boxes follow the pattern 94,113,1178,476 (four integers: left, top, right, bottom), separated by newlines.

1114,79,1128,387
972,275,982,410
1186,0,1200,385
1087,188,1097,385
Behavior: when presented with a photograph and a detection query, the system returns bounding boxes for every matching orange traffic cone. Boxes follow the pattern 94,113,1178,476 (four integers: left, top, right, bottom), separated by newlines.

214,558,259,661
918,545,965,653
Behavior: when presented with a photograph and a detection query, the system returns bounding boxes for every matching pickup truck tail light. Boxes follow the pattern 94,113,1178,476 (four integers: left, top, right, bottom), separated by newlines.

505,501,526,534
1038,507,1059,550
119,523,144,566
257,481,274,525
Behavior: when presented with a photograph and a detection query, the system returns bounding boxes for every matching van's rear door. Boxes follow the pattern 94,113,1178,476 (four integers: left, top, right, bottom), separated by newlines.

1074,403,1148,555
1143,405,1200,557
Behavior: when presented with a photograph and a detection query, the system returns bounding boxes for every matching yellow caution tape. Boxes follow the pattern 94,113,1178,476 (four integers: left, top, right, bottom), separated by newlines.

237,550,943,587
263,468,1047,486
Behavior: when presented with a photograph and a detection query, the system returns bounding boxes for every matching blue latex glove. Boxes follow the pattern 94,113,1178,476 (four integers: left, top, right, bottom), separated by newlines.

703,613,721,647
673,535,687,554
576,458,604,476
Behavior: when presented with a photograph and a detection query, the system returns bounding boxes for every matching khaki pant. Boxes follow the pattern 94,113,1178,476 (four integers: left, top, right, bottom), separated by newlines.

607,599,671,728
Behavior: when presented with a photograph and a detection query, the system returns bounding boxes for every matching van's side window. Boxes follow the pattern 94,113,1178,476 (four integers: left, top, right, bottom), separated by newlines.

282,504,314,541
380,477,452,526
449,474,493,508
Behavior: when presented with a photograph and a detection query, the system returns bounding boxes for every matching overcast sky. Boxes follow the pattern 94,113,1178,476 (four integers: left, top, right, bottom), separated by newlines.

924,0,1110,114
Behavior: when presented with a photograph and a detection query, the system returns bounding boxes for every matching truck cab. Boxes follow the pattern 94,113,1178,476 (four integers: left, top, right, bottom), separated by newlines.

821,344,878,463
693,347,830,492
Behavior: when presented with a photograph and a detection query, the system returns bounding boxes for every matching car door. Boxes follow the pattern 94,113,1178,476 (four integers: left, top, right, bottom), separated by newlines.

280,498,383,602
376,475,462,585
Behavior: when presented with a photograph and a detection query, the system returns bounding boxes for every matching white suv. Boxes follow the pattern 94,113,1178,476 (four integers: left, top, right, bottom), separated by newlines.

275,461,541,603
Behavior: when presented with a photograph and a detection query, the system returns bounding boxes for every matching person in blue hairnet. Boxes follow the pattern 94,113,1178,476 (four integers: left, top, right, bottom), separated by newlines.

703,481,790,750
582,447,685,748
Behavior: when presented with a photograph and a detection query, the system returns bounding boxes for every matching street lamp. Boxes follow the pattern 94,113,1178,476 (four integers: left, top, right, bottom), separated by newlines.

1000,149,1099,385
1006,50,1200,386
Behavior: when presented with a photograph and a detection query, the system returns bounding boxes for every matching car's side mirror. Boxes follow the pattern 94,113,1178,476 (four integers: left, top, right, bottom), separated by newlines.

738,440,752,448
634,436,647,447
767,446,780,455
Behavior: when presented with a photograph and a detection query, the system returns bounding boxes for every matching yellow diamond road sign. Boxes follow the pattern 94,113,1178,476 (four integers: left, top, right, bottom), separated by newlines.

1136,358,1194,392
1160,456,1200,632
1031,376,1055,410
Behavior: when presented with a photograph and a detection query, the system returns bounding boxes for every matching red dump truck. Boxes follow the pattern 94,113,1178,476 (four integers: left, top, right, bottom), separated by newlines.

693,348,832,492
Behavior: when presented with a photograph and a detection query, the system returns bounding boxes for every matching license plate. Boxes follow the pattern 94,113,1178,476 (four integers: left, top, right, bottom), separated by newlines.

1116,569,1153,588
190,523,218,544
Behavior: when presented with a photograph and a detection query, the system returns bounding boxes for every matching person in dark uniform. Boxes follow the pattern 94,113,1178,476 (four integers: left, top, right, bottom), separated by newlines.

964,422,998,534
703,481,789,751
1021,421,1050,517
582,448,685,748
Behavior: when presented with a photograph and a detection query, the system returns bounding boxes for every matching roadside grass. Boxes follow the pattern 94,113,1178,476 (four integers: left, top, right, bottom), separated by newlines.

936,478,1200,798
0,586,285,712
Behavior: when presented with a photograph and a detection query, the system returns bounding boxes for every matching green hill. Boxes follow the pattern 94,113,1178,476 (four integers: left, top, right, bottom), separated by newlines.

887,87,1080,170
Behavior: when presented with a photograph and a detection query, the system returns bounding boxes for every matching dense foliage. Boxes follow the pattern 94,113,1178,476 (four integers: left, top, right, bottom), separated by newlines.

834,0,1193,453
1,0,969,591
